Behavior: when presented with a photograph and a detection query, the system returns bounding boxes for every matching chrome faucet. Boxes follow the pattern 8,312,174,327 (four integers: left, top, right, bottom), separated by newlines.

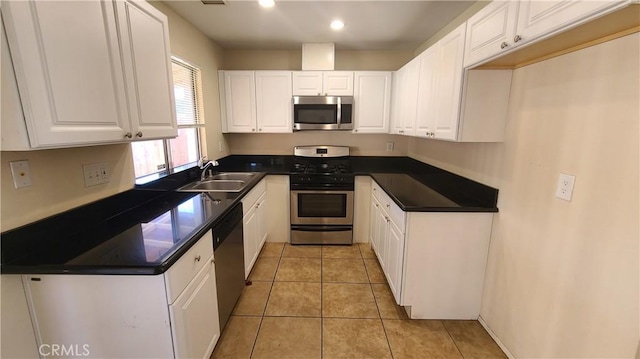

198,158,219,181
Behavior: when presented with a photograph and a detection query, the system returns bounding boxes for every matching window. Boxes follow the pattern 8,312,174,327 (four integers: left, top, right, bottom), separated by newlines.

132,57,205,184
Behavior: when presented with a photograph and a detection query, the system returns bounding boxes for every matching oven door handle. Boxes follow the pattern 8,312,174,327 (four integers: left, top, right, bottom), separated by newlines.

291,225,353,232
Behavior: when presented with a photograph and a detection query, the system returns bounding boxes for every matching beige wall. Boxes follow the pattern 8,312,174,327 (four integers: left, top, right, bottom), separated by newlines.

1,145,134,230
414,0,490,56
151,2,227,160
409,34,639,358
228,132,408,156
223,49,413,71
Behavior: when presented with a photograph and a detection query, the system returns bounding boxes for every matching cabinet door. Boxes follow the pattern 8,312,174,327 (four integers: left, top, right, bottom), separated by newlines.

389,68,405,135
400,58,420,136
386,221,405,304
170,258,220,359
376,205,390,270
292,72,323,96
2,1,131,147
243,206,259,279
516,0,625,45
353,72,392,134
434,23,466,141
116,0,177,140
370,196,381,254
323,71,354,96
23,274,173,358
255,71,293,133
224,71,257,133
256,193,268,249
463,1,519,68
415,45,439,138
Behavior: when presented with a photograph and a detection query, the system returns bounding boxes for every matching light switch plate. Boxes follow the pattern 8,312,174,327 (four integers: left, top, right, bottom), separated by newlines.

83,162,110,187
555,173,576,201
9,160,32,188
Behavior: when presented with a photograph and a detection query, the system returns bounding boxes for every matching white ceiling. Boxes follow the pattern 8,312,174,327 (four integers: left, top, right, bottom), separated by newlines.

162,0,476,51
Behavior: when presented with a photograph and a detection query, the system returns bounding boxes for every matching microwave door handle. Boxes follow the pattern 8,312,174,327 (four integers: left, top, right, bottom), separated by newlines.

336,97,341,127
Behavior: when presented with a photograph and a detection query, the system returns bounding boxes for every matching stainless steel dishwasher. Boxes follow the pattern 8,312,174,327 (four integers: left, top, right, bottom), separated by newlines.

212,202,245,331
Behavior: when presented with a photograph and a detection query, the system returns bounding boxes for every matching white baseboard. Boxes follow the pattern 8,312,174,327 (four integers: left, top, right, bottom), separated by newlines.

478,315,516,359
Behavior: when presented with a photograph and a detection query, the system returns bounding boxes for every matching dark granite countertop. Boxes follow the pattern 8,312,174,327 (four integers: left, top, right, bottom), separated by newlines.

1,155,497,275
1,172,266,275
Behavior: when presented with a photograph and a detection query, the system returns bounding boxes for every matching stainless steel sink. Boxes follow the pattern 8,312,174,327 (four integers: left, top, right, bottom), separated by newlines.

177,172,261,193
210,172,260,181
178,179,246,192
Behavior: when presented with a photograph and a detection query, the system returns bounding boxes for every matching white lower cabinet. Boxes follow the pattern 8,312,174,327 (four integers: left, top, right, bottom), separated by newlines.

370,182,405,302
241,179,267,278
18,230,219,359
370,179,493,319
169,257,219,359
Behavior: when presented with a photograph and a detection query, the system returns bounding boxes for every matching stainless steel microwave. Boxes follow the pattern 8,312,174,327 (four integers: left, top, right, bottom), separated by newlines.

292,96,353,131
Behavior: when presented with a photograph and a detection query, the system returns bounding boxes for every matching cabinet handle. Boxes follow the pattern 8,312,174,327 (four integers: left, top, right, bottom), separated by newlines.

252,128,255,132
386,204,390,208
135,131,143,138
317,92,321,96
195,255,201,262
500,42,508,49
514,35,522,43
399,130,404,134
259,128,262,132
354,129,358,133
124,132,133,139
385,216,390,222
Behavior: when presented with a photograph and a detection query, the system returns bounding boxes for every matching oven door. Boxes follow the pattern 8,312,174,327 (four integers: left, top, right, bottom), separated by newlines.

290,190,354,226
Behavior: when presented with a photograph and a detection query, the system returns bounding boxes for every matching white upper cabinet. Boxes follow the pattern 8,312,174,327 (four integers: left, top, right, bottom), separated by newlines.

463,1,519,68
415,45,439,138
255,71,293,133
115,0,177,141
292,71,354,96
353,72,392,134
515,0,625,44
433,23,466,141
1,0,177,149
390,58,420,136
221,71,292,133
323,72,354,95
464,0,629,68
2,1,130,148
222,71,257,133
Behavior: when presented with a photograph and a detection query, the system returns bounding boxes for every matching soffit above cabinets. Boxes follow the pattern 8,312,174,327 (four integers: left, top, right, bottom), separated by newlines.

162,0,475,51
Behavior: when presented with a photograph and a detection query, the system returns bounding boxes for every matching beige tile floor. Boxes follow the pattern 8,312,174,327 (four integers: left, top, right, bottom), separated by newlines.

211,242,506,359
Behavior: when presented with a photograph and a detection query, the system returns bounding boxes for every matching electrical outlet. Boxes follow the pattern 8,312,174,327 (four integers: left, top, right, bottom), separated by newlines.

386,142,394,152
218,141,224,152
83,162,110,187
555,173,576,201
9,160,32,188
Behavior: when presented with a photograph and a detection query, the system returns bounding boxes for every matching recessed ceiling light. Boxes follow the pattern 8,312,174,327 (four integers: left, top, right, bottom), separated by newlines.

259,0,275,8
330,20,344,31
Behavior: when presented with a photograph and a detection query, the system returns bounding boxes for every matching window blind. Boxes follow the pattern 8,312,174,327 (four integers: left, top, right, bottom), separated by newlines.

171,58,202,126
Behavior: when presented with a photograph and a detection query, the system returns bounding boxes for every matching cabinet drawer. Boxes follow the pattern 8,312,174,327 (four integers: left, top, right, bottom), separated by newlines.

165,230,214,304
241,178,266,216
372,180,406,232
371,181,384,202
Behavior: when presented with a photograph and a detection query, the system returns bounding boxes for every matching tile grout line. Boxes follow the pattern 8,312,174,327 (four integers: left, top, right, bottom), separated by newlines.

320,245,324,359
362,244,396,359
248,244,283,358
441,321,466,359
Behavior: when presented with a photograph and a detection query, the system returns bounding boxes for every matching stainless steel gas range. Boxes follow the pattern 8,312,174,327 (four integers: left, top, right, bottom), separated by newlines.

289,145,354,245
